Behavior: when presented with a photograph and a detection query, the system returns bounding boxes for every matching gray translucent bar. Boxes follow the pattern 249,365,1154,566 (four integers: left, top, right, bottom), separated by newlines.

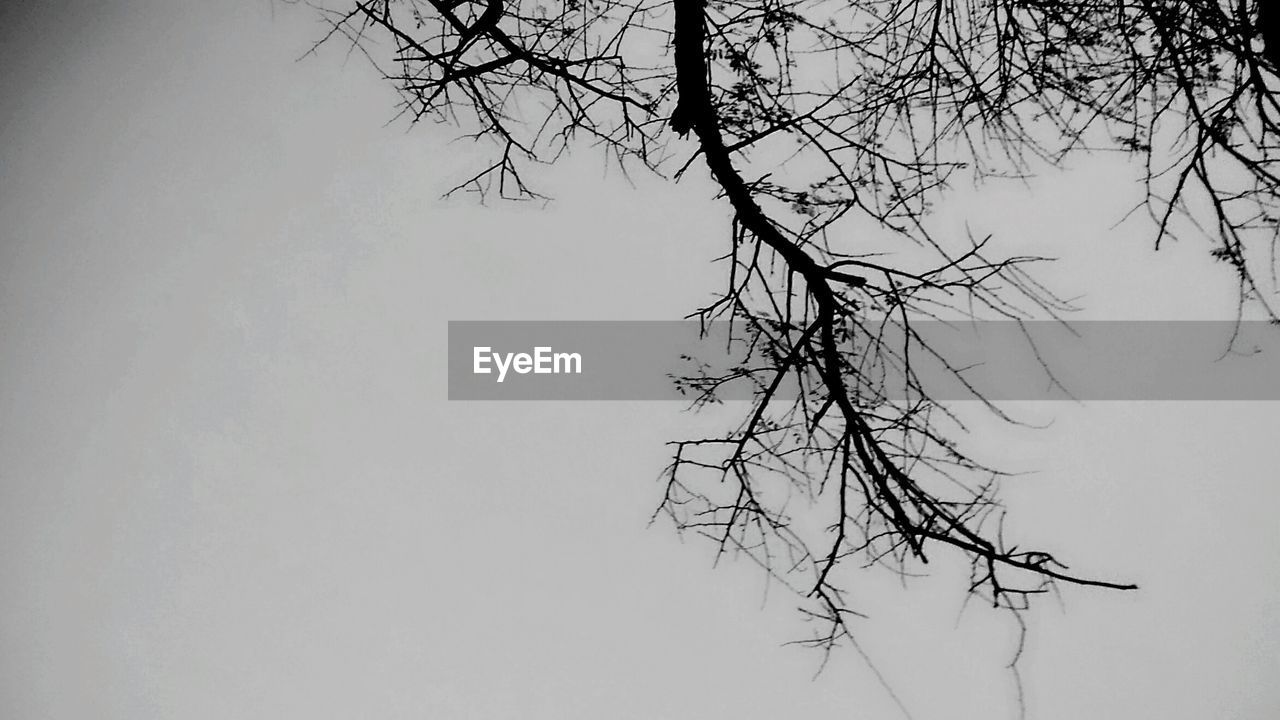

447,320,1280,401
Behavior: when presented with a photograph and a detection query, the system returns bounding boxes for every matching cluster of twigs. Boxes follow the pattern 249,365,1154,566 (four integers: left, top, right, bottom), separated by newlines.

309,0,1279,672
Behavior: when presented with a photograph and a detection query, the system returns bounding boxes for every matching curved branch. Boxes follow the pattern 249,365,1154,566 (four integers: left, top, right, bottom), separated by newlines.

668,0,1135,611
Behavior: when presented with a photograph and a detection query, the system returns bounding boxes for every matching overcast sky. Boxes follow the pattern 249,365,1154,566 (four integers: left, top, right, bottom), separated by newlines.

2,2,1278,719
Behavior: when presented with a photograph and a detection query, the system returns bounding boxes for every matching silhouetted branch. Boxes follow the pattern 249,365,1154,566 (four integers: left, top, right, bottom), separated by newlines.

308,0,1280,702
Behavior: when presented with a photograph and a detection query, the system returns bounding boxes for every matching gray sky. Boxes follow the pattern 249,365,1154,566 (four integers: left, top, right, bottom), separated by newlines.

2,2,1278,719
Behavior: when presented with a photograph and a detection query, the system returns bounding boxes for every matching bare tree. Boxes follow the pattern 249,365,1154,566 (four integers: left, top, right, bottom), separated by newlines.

304,0,1277,698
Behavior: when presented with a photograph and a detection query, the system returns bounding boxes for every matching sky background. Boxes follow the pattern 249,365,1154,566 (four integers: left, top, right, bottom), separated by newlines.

2,2,1278,719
